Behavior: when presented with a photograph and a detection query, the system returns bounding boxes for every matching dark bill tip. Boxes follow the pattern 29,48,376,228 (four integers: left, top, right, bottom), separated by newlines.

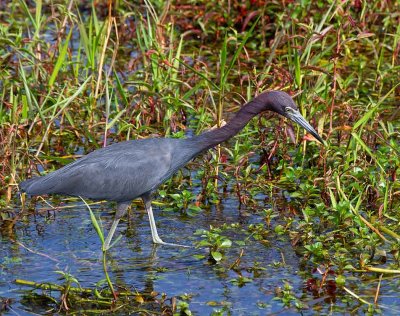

288,111,325,145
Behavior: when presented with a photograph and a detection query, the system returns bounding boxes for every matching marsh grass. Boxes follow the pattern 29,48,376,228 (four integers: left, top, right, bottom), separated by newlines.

0,0,399,314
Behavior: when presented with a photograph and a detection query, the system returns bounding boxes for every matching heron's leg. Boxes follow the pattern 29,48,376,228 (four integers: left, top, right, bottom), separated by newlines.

142,195,190,248
103,201,131,251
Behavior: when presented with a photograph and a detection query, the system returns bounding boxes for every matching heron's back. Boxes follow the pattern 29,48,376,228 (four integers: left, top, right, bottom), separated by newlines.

20,138,199,202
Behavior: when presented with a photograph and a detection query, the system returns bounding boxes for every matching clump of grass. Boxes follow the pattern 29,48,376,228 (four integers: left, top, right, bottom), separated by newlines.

14,277,175,314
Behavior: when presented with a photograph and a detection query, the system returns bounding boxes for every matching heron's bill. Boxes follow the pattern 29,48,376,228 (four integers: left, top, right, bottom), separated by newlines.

287,110,324,144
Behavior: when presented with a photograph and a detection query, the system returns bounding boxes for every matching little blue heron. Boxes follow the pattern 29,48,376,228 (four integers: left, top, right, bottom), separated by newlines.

20,91,323,250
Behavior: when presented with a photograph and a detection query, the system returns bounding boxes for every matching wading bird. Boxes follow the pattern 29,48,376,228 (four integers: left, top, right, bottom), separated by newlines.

20,91,323,250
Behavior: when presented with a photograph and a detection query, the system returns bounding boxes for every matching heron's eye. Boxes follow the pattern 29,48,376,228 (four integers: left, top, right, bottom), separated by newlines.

284,107,293,113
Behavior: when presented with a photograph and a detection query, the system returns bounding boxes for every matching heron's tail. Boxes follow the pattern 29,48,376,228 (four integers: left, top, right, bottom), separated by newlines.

19,175,56,196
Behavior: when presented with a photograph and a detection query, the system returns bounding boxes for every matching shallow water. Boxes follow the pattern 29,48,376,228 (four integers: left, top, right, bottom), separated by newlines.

2,192,400,315
0,195,306,314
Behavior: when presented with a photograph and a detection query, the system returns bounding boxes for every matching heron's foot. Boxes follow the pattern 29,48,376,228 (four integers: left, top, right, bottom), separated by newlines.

152,236,191,248
155,241,191,248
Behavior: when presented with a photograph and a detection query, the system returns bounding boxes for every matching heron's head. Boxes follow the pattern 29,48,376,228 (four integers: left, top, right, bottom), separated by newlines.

258,91,324,144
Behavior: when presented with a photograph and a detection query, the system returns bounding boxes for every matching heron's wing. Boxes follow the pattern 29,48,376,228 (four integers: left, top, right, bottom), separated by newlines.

22,139,177,201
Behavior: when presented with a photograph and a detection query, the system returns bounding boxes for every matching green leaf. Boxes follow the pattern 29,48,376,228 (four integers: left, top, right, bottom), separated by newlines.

220,239,232,248
169,193,182,200
193,254,206,260
335,275,346,287
211,251,223,262
197,240,211,247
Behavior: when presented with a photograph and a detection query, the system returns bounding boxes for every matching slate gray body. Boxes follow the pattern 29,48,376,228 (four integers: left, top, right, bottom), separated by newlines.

21,138,199,202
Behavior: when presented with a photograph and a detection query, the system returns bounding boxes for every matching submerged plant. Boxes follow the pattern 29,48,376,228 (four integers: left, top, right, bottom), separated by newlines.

195,226,233,263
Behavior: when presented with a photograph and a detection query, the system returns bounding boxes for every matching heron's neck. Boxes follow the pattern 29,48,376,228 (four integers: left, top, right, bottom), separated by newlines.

192,97,268,152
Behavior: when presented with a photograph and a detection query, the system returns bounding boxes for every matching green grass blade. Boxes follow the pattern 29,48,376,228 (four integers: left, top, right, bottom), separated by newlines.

17,0,36,30
81,197,104,243
353,83,400,130
219,34,227,87
41,76,91,115
177,59,219,90
48,28,73,88
221,16,260,85
351,132,384,172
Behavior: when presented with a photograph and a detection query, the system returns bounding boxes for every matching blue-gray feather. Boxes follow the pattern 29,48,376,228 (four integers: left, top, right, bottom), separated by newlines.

20,138,198,202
